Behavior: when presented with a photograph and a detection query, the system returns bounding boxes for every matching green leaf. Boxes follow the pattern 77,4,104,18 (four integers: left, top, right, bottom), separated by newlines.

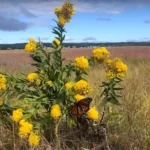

113,87,124,90
52,29,61,37
61,35,65,42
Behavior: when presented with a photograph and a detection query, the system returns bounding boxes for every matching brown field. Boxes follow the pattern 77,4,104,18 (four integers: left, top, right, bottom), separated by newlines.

0,46,150,74
0,46,149,74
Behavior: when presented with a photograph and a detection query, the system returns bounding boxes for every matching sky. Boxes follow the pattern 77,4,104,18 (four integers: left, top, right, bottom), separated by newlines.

0,0,150,44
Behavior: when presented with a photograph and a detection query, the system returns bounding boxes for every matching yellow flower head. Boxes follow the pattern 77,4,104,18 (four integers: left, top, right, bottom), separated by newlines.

106,58,128,79
47,80,53,87
29,37,35,43
28,132,40,147
61,1,75,22
0,83,6,90
50,104,61,120
54,7,61,15
87,107,99,120
74,80,91,95
54,1,75,25
19,120,33,137
27,73,39,83
74,56,89,70
12,109,23,123
58,16,66,26
25,43,36,52
0,98,3,106
65,81,74,90
112,58,128,73
0,74,6,84
92,47,110,62
52,38,61,47
74,94,86,102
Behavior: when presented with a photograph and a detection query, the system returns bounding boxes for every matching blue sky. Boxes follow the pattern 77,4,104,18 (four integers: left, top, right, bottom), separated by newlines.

0,0,150,44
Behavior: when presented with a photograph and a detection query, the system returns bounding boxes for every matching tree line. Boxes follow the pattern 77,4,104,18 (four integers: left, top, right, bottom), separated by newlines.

0,42,150,50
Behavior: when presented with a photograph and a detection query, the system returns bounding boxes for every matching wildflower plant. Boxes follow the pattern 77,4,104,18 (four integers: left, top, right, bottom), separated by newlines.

0,0,128,148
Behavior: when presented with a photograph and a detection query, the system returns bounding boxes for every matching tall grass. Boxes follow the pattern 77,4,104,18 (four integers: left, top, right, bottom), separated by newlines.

0,57,150,150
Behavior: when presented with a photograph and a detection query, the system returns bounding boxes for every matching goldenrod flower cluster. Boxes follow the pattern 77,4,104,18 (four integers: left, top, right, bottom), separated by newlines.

0,74,6,90
19,119,33,137
19,120,40,146
73,80,92,95
106,58,128,79
25,37,36,52
52,38,60,48
74,94,86,102
0,98,3,106
54,1,75,26
47,80,53,87
65,81,74,90
92,47,110,62
12,108,23,123
87,107,99,120
27,73,40,85
50,104,61,119
11,107,40,146
74,56,89,70
28,132,40,147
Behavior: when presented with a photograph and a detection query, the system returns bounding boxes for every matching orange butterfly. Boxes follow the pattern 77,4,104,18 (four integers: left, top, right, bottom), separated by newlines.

70,97,92,116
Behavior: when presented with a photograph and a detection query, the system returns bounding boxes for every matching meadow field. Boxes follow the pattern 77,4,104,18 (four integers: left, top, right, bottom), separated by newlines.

0,46,150,74
0,46,150,149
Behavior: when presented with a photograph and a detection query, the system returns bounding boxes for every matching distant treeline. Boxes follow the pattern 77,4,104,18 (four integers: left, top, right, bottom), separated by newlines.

0,42,150,50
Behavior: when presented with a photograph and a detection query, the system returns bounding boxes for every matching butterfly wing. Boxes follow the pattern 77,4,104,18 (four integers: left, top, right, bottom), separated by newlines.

77,97,92,112
71,104,85,115
70,97,92,116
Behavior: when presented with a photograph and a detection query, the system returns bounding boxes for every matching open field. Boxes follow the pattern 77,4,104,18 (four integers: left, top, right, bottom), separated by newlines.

0,46,150,74
0,46,150,149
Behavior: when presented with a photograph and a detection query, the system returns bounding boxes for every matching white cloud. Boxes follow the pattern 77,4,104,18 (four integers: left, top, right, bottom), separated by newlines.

64,36,74,41
0,0,140,19
83,37,97,42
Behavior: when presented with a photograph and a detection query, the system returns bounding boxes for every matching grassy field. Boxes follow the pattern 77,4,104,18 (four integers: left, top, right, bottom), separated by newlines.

0,47,150,149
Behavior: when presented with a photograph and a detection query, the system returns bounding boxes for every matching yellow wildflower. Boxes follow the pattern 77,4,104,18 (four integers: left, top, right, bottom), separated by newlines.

52,38,61,47
65,81,74,90
74,56,89,70
113,58,128,72
74,94,86,102
87,107,99,120
61,1,75,22
19,120,33,137
29,37,35,43
58,16,66,26
92,47,110,62
47,81,52,87
0,98,3,106
12,109,23,123
0,74,6,84
54,7,61,15
54,1,75,25
50,104,61,120
28,132,40,147
106,58,128,79
0,83,6,90
74,80,91,95
27,73,39,83
25,43,36,52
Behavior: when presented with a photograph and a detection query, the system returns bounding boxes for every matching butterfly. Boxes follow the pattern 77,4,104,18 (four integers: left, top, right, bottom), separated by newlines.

70,97,92,116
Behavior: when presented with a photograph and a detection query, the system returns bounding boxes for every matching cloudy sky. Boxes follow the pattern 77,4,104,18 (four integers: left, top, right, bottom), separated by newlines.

0,0,150,44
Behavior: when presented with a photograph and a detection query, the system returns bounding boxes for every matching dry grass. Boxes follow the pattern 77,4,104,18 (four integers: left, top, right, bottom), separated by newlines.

88,58,150,150
0,49,150,149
